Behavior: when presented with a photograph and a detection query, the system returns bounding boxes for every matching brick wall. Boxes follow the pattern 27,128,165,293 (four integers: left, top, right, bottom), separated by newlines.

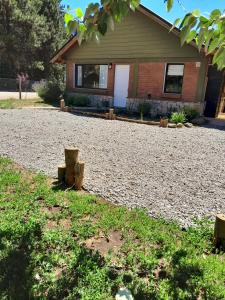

182,62,200,101
137,63,165,98
66,62,200,102
136,62,200,102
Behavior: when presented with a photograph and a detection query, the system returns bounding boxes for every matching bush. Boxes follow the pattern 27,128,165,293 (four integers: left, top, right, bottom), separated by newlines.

34,80,64,102
183,107,200,121
170,111,186,124
138,101,151,119
66,95,90,107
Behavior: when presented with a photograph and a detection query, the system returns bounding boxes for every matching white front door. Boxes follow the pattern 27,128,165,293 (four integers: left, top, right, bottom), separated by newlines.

114,65,130,107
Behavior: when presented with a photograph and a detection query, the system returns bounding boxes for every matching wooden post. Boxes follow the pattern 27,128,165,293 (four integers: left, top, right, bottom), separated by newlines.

58,164,66,182
64,106,69,112
108,108,116,120
19,76,22,100
60,99,65,111
160,118,168,128
214,214,225,248
74,161,85,190
65,148,79,186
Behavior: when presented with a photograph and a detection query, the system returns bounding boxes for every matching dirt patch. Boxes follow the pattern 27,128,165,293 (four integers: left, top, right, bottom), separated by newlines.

153,259,167,280
40,206,61,214
59,218,72,230
85,231,123,256
44,220,58,230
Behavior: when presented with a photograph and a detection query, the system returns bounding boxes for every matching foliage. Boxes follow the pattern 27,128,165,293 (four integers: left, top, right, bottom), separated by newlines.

138,101,151,119
170,111,186,124
183,107,200,121
35,79,64,102
0,0,67,80
66,94,90,107
0,157,225,299
65,1,225,70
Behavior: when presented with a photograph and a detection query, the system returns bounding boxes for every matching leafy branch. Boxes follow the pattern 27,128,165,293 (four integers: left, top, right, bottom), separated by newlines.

64,0,225,70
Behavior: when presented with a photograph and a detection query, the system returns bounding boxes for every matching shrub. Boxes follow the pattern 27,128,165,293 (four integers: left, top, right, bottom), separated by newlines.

183,107,200,121
170,111,186,124
138,101,151,119
34,80,64,102
66,95,90,107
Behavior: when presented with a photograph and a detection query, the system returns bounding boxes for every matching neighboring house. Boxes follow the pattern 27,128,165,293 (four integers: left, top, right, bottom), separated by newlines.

51,5,215,116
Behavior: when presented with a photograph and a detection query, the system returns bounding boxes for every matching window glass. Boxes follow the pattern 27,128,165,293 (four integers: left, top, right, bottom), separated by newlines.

75,64,108,89
77,65,82,86
164,64,184,94
99,65,108,88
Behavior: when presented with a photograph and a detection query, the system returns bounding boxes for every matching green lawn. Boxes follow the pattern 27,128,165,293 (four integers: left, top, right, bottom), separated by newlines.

0,98,59,109
0,157,224,299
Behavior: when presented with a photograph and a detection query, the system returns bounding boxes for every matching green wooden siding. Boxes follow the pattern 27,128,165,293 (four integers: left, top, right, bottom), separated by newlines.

65,11,203,62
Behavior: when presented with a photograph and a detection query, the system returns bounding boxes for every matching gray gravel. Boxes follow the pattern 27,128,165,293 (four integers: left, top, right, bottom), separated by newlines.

0,109,225,227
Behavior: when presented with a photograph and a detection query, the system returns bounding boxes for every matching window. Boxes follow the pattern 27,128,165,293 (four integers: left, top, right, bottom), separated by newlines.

164,64,184,94
75,64,108,89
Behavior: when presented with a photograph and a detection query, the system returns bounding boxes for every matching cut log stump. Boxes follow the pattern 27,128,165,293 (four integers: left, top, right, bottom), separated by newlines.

60,99,65,111
74,161,85,190
58,164,66,182
65,148,79,186
214,214,225,248
160,118,168,128
108,108,116,120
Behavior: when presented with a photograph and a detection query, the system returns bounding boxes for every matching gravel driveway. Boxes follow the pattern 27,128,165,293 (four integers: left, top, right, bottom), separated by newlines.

0,109,225,226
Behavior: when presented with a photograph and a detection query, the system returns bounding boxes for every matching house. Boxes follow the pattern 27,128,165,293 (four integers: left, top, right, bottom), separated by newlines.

51,4,216,117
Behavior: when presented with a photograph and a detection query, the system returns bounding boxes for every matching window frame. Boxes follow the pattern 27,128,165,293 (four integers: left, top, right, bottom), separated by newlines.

75,64,108,90
163,63,184,94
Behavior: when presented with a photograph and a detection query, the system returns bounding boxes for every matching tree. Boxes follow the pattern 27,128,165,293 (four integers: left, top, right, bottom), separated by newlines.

65,0,225,70
0,0,67,80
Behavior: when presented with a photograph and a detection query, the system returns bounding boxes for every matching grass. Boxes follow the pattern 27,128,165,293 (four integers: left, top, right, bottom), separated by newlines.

0,98,59,109
0,157,225,299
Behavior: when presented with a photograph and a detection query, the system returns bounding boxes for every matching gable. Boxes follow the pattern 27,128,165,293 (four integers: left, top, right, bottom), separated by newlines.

64,10,202,63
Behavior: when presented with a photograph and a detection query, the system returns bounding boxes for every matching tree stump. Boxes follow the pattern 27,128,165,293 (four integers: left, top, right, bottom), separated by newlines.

74,161,85,190
64,106,69,112
58,164,66,182
108,108,116,120
65,148,79,186
60,99,65,111
160,118,168,128
214,214,225,248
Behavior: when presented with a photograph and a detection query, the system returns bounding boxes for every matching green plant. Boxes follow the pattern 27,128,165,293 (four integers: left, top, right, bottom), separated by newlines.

35,79,64,102
170,111,186,124
66,95,90,107
138,101,151,120
183,107,200,121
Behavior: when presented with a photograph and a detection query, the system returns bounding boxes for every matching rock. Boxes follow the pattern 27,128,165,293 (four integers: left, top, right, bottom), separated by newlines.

192,117,207,126
184,122,193,128
115,288,134,300
176,123,184,128
168,123,177,128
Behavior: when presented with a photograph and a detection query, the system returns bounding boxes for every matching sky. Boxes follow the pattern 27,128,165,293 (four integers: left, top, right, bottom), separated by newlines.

61,0,225,23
